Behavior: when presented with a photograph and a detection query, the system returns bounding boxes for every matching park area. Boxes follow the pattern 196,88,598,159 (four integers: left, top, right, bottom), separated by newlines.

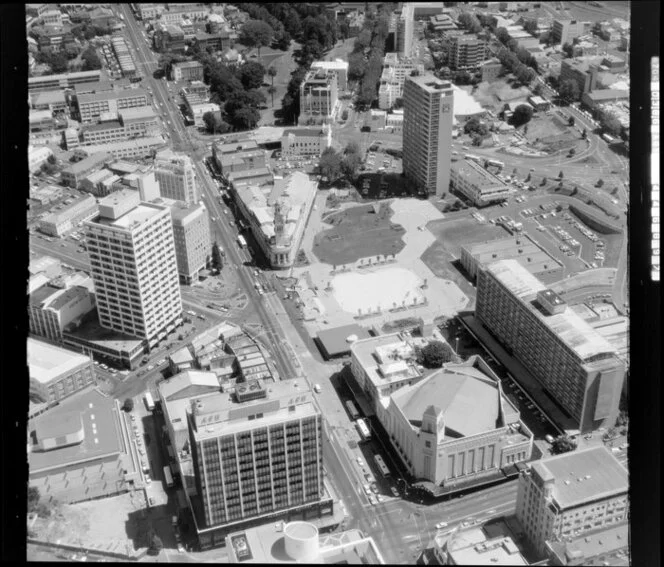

313,202,406,266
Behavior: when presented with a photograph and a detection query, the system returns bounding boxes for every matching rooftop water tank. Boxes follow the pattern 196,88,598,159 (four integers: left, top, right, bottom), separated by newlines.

284,521,319,562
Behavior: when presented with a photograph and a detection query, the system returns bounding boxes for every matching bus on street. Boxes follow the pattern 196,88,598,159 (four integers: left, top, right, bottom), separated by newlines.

163,465,174,488
144,392,155,411
374,454,391,477
345,400,360,421
237,235,247,248
356,418,371,441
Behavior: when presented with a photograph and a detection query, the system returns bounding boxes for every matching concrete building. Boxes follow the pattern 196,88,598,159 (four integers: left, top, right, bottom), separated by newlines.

545,522,630,566
77,88,149,123
386,111,404,133
79,108,160,146
298,68,339,126
29,284,96,343
461,234,564,284
581,89,629,111
111,35,136,78
30,89,68,112
378,53,423,110
560,59,600,97
186,378,332,549
280,126,332,158
28,69,102,92
310,59,349,91
403,74,454,197
430,13,457,32
84,189,183,350
28,389,125,504
378,81,401,110
213,139,268,181
433,527,529,565
476,260,626,433
378,356,533,486
552,19,592,45
29,109,56,133
395,3,414,57
39,193,99,237
154,149,199,204
481,58,503,82
192,30,233,52
28,145,54,173
75,136,165,160
450,159,510,207
515,446,629,556
171,60,205,82
448,35,487,71
232,171,317,269
112,168,161,202
153,23,186,53
166,200,211,284
28,337,96,404
225,523,385,564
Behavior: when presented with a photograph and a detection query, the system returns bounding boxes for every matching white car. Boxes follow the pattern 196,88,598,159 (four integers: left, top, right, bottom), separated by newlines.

314,384,322,393
368,494,377,505
363,484,372,495
356,457,365,467
436,522,449,530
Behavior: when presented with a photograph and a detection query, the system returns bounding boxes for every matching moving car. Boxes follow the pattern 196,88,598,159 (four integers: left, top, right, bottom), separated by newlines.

436,522,448,529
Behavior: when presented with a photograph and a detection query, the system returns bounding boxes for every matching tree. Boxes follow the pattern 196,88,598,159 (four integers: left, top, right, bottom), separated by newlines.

239,61,266,90
240,19,274,58
341,142,362,180
48,51,69,73
568,116,575,126
148,534,164,555
267,65,277,86
341,109,349,121
533,83,543,96
232,106,261,130
202,111,229,134
418,340,454,368
561,42,574,58
541,176,547,186
568,148,576,156
559,170,564,179
47,154,57,165
211,242,223,271
558,79,580,105
598,109,622,137
123,398,134,412
511,104,534,127
551,435,577,455
267,85,277,107
581,128,587,140
454,70,472,85
495,27,510,45
523,19,538,35
464,117,488,136
28,487,40,512
347,52,367,82
596,179,604,188
318,147,342,181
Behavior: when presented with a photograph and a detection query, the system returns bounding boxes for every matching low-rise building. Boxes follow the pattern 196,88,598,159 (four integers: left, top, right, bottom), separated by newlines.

367,109,387,130
192,30,233,52
28,337,96,404
462,234,564,284
154,23,186,52
39,193,98,236
386,111,404,133
213,139,267,179
29,284,96,343
545,522,629,566
516,446,629,556
77,88,149,123
233,171,317,269
30,89,68,112
552,19,592,45
450,159,510,207
528,95,552,111
28,69,102,93
171,60,204,82
28,145,54,173
79,107,159,146
280,126,332,158
75,136,165,160
433,527,528,565
29,109,56,132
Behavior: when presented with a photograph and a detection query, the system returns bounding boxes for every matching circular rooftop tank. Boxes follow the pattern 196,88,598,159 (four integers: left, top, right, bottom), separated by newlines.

346,334,359,343
284,521,319,561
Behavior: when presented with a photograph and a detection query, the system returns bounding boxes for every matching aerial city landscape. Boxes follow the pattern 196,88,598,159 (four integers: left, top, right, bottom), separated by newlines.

26,1,632,564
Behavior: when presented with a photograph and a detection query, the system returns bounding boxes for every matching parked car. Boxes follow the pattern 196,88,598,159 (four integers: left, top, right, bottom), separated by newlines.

436,522,449,529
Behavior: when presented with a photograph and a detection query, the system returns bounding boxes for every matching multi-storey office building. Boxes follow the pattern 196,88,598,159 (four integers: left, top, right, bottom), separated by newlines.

402,74,454,197
395,3,414,57
77,137,166,161
84,189,183,350
166,200,211,284
80,109,159,145
560,59,600,97
77,88,149,123
28,337,96,404
516,446,629,556
154,149,199,205
552,19,592,45
378,53,423,109
187,378,331,549
61,152,113,188
29,284,95,343
298,69,339,125
310,60,349,91
28,70,102,93
450,158,510,207
448,35,487,71
475,260,626,433
39,194,99,237
171,60,205,82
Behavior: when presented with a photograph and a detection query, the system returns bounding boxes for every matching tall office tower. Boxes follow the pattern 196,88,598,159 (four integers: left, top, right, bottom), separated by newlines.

168,201,211,284
475,259,626,433
515,446,628,556
396,3,414,57
187,378,329,549
402,74,454,197
154,149,199,204
85,189,183,350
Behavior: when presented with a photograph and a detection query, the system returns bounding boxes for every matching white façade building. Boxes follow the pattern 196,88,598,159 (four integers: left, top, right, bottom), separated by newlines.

280,126,332,158
232,171,317,269
376,356,533,486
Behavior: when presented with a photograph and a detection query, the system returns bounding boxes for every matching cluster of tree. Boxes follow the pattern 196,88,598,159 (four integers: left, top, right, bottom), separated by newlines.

510,103,534,127
415,340,457,368
550,435,577,455
71,23,111,41
558,79,581,104
476,14,498,30
561,42,575,58
464,116,489,137
81,46,102,71
147,533,164,556
239,19,274,58
122,398,134,412
496,45,537,85
348,5,392,110
35,51,70,73
317,142,363,183
234,4,289,51
457,12,483,34
210,242,224,272
28,486,53,518
597,108,623,137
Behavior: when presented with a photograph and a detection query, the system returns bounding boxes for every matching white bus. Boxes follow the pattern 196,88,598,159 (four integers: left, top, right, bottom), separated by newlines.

163,465,174,488
345,400,360,421
237,234,247,248
373,454,391,477
144,392,155,411
356,418,371,441
485,158,505,170
465,154,482,164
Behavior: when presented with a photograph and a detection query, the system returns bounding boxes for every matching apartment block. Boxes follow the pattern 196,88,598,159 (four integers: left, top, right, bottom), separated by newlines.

171,60,205,82
395,3,414,57
403,74,454,197
154,149,199,204
475,260,626,433
378,52,423,110
552,19,592,45
28,337,96,404
448,35,487,71
85,189,183,349
516,446,628,556
450,159,510,207
298,69,339,126
77,88,149,123
187,378,330,549
310,60,349,91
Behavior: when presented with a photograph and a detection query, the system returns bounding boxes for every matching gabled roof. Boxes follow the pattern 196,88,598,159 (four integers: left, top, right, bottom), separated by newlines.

158,370,219,401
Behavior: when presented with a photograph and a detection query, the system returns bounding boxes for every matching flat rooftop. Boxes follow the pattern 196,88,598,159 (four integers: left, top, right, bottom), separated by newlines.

547,522,629,565
448,534,528,566
77,87,147,104
465,234,561,275
485,260,616,361
453,159,505,190
28,338,91,384
28,389,121,474
63,314,144,354
531,446,628,510
96,201,164,229
406,73,454,94
317,324,372,358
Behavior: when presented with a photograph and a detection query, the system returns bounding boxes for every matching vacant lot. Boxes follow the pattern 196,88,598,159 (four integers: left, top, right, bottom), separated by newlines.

313,202,406,265
473,79,532,109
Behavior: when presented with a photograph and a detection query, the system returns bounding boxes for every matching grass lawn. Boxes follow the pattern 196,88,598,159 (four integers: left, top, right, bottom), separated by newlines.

313,202,406,266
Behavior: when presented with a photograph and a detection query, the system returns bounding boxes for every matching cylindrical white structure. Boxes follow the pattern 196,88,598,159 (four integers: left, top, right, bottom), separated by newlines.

284,521,319,562
346,334,358,344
